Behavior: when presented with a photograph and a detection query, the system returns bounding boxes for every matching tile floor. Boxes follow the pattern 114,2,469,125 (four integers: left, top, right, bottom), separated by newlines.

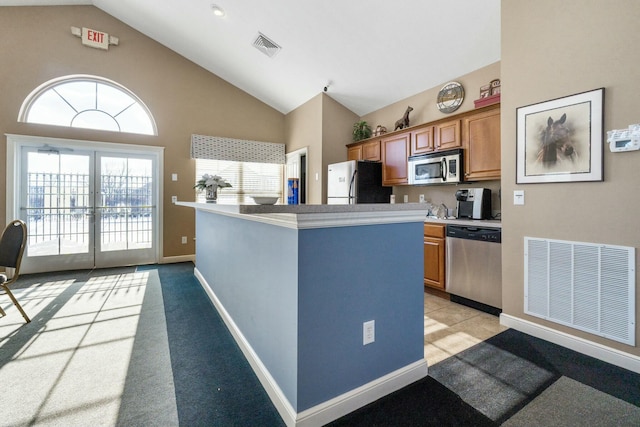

424,291,508,365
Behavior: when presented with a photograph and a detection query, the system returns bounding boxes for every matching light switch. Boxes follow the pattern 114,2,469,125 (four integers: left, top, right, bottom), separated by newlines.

513,190,525,205
171,173,178,181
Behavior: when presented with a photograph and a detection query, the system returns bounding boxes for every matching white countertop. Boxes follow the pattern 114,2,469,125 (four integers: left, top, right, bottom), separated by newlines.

177,201,431,229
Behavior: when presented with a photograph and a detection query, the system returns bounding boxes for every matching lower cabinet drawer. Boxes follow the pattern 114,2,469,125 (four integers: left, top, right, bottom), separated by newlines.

424,223,445,238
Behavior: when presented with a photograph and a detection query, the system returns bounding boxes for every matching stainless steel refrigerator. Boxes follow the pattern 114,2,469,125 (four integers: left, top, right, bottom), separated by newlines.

327,160,392,204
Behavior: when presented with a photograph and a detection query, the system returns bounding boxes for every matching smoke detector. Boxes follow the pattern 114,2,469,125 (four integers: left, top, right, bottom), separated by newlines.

253,33,281,58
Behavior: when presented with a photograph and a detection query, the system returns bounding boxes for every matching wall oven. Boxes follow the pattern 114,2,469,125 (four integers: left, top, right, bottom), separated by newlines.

408,148,462,185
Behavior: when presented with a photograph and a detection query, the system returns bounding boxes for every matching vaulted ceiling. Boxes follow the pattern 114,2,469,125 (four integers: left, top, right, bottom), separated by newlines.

2,0,501,116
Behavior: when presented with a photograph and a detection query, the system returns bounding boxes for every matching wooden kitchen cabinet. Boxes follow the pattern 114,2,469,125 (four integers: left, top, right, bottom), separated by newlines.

423,223,446,291
362,140,381,161
463,106,501,181
435,119,461,151
381,132,410,185
347,139,381,161
411,120,460,156
410,126,435,155
347,145,362,161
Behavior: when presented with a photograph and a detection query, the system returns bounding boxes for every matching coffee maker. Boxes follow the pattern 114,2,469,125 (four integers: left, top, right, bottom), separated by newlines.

455,188,491,220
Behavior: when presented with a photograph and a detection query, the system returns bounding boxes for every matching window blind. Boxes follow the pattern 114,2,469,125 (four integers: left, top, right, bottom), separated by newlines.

195,159,283,204
190,134,285,164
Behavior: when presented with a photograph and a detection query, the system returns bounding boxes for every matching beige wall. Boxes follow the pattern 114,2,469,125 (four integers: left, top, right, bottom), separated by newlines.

321,95,359,200
0,6,285,258
502,0,640,355
285,94,323,203
361,62,501,132
285,93,358,203
6,4,638,358
360,62,502,213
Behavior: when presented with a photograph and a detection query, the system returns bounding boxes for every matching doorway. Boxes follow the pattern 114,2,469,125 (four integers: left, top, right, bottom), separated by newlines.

285,147,307,204
6,135,163,274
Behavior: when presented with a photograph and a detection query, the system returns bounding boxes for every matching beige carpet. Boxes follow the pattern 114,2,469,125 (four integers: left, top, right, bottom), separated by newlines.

503,376,640,427
0,269,178,427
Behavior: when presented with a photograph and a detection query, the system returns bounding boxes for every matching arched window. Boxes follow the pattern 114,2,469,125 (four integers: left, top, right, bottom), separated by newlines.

19,75,157,135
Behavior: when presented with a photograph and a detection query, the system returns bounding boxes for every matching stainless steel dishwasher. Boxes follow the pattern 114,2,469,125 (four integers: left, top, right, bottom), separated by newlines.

446,225,502,312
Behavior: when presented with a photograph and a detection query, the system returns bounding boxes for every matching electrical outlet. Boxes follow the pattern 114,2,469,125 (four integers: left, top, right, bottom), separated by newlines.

171,173,178,181
363,320,375,345
419,194,425,203
403,195,408,203
171,195,177,204
181,236,187,244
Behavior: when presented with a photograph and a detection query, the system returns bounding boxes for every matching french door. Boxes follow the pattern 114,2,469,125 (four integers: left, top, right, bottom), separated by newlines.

18,144,159,273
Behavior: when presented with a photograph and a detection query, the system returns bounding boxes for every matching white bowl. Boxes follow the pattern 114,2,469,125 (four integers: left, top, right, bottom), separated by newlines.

252,196,279,205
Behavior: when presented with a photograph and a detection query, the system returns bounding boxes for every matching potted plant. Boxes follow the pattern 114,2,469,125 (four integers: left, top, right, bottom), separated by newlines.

352,121,372,142
194,174,232,203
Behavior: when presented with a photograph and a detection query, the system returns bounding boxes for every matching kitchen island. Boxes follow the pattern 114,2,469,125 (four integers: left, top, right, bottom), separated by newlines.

177,202,429,427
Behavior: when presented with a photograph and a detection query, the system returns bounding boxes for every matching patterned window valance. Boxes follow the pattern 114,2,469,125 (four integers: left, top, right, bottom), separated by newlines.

190,134,285,164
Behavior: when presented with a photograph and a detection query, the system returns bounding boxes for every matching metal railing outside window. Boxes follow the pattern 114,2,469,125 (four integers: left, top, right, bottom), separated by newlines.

25,172,153,256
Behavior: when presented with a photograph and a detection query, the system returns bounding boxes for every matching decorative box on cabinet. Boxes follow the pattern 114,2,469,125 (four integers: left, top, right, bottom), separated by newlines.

463,106,501,181
423,223,446,291
381,132,410,186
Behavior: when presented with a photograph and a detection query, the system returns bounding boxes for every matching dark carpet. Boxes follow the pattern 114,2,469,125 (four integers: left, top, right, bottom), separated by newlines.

151,263,640,426
148,262,285,426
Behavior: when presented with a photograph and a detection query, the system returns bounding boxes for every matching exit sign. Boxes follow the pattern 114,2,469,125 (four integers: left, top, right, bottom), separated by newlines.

82,27,109,50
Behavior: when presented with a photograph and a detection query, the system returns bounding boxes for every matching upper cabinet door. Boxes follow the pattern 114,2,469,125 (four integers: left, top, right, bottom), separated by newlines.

347,145,362,161
411,126,435,155
362,140,381,161
463,107,501,181
381,132,410,185
435,119,462,151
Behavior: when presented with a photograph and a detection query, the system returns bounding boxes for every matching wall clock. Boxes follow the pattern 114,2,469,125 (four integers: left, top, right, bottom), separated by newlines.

437,81,465,113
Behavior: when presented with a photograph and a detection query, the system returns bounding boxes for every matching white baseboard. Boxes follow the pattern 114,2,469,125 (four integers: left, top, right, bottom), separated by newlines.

294,359,427,427
500,314,640,374
194,268,297,425
194,267,428,427
160,254,195,264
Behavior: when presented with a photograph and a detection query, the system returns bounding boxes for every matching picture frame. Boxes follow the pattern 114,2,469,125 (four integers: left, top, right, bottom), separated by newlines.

516,88,604,184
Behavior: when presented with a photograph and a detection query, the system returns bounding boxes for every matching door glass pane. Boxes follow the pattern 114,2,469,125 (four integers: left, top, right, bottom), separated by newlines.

26,152,90,256
100,156,153,252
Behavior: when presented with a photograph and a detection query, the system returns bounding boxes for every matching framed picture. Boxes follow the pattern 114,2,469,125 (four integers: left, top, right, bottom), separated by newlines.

516,88,604,184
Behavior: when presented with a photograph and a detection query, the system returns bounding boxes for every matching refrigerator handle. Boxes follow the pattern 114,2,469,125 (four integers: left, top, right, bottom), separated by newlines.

348,169,357,204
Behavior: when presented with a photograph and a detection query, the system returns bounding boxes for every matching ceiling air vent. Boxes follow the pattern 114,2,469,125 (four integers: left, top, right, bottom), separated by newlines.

253,33,281,58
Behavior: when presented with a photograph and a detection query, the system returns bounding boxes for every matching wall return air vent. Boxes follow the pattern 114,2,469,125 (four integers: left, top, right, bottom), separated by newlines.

253,33,281,58
524,237,635,346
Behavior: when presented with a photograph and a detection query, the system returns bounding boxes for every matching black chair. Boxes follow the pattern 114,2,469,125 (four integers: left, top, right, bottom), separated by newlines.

0,220,29,323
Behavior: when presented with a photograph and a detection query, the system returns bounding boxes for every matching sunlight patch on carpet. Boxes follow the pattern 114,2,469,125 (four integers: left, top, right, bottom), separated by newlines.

503,376,640,426
430,341,555,422
0,270,177,426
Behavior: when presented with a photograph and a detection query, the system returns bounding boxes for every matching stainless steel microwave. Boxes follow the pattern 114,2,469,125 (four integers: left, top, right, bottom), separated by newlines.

408,148,463,185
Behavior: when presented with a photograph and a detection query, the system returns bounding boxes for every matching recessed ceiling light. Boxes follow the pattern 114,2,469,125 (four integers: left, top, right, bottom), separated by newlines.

211,4,225,17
